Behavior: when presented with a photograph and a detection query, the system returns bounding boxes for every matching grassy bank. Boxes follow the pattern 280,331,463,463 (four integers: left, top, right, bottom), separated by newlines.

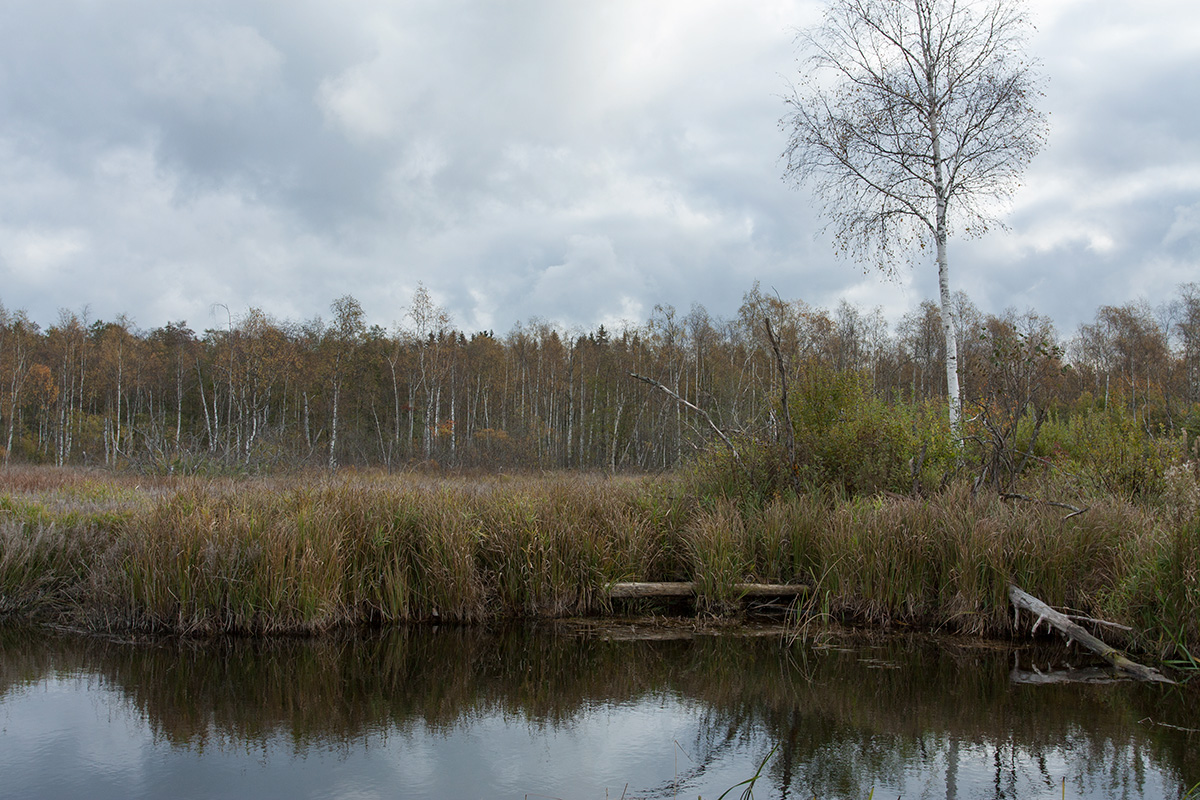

0,465,1197,658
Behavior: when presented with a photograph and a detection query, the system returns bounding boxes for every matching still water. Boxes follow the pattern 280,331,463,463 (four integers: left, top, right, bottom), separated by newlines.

0,622,1196,799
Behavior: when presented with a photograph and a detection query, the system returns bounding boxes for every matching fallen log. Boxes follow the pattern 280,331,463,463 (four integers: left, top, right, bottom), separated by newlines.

608,582,809,600
1009,666,1122,685
1008,584,1174,684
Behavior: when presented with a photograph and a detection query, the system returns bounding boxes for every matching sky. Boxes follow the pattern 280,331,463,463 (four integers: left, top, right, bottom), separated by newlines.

0,0,1197,340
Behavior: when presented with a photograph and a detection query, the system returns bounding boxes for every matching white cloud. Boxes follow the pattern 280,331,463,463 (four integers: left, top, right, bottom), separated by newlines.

1164,202,1200,248
0,0,1197,338
317,61,400,143
0,226,87,278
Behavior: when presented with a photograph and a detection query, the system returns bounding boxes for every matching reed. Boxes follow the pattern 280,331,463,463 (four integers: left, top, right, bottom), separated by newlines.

0,472,689,633
0,466,1196,654
687,499,753,613
794,486,1157,636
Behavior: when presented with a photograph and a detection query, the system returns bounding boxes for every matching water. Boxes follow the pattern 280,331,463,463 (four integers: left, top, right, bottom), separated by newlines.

0,622,1196,799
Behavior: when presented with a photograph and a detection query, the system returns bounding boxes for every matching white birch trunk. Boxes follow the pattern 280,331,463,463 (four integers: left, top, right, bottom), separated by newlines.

175,369,183,450
928,90,962,433
936,228,961,433
303,391,311,451
114,343,123,456
329,376,339,470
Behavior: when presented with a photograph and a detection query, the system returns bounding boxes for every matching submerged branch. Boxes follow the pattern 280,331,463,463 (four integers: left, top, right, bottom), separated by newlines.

1008,585,1173,684
1138,717,1200,734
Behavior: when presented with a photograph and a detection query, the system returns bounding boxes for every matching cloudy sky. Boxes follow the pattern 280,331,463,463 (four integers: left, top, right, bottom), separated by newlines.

0,0,1197,338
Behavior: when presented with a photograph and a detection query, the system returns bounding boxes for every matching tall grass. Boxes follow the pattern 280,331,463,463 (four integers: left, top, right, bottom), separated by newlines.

1,465,1197,654
687,499,753,612
0,471,693,633
1107,461,1200,658
0,519,85,617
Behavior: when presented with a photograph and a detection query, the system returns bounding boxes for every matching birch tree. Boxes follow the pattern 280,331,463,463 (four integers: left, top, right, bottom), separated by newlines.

1174,283,1200,404
1,308,37,463
781,0,1046,429
403,284,451,460
328,295,365,470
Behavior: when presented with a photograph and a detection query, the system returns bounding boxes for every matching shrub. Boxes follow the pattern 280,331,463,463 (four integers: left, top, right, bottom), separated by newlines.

1039,407,1177,499
786,363,954,496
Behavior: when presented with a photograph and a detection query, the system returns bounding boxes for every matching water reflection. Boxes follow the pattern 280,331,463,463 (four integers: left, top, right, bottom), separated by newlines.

0,623,1196,799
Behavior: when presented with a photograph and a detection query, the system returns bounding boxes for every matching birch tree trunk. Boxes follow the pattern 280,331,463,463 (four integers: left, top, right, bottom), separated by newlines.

931,132,962,432
329,364,340,470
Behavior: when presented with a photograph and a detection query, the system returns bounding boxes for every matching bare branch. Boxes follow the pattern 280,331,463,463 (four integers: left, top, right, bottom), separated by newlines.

630,373,743,470
1000,492,1089,520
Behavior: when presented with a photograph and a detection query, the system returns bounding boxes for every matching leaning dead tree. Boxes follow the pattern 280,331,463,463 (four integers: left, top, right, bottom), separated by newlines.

1008,585,1173,683
764,318,802,494
629,372,743,470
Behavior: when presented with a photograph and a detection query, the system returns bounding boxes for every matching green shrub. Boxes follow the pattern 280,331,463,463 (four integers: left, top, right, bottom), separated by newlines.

1038,407,1176,499
682,435,794,508
787,364,954,496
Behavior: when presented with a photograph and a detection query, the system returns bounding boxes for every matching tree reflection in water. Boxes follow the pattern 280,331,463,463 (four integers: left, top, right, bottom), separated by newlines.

0,623,1195,798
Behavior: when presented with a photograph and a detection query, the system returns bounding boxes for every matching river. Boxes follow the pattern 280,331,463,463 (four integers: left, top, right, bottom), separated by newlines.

1,621,1196,799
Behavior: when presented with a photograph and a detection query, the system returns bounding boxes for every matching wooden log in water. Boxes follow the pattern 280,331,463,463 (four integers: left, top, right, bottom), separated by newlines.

608,582,809,600
1008,584,1174,684
1009,666,1122,685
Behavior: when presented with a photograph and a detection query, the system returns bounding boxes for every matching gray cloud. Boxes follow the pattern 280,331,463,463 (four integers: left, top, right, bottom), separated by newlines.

0,0,1196,341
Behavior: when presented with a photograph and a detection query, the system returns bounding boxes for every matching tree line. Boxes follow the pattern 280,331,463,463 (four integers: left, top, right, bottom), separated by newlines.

2,282,1199,474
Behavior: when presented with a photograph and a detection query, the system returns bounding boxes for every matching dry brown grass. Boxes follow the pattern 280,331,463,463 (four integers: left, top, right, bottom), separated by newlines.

0,466,1195,654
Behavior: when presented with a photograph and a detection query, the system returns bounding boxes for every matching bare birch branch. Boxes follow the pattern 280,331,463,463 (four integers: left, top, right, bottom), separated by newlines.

629,372,742,470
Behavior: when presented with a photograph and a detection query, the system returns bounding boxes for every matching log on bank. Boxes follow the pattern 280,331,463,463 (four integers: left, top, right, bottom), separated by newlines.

608,582,809,600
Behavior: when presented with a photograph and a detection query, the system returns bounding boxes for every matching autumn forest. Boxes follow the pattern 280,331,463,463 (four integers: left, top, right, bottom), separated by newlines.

2,281,1199,477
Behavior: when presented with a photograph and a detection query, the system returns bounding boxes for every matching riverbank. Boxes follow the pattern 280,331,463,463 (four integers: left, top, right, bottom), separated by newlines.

1,466,1196,660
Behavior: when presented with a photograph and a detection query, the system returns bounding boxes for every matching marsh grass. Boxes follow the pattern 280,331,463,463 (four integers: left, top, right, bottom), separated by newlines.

1,473,684,634
0,519,85,616
0,466,1197,652
687,499,753,613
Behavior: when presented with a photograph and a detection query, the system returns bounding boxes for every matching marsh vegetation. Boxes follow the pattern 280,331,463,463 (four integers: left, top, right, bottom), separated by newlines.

0,460,1196,669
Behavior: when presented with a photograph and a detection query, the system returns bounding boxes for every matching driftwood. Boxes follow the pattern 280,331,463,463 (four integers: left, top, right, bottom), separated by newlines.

1010,666,1122,685
1008,584,1174,684
609,582,809,600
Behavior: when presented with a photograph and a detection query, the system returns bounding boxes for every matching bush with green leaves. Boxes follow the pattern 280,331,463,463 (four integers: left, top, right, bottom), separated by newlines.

786,363,955,496
1030,406,1178,499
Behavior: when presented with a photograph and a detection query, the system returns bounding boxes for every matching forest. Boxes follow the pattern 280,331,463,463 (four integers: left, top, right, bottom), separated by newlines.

2,281,1198,487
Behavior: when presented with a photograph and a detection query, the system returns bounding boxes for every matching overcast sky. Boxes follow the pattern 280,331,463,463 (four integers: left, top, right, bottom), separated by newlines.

0,0,1197,339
